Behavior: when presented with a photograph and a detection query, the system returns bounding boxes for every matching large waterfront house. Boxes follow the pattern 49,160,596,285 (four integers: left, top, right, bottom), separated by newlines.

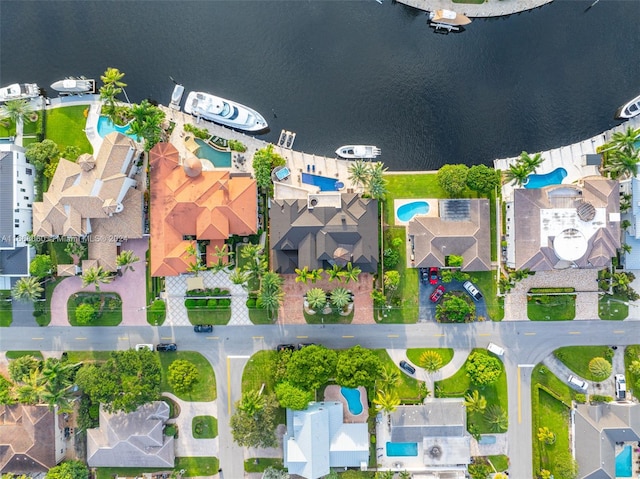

505,177,620,271
622,176,640,269
149,142,257,277
0,144,34,289
87,401,175,468
270,192,379,274
32,132,144,273
283,401,369,479
0,404,65,474
406,198,491,271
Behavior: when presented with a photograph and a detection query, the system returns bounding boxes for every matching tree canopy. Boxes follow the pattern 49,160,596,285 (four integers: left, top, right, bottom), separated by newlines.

29,255,52,279
230,392,279,448
437,164,469,197
465,351,502,386
252,144,286,193
286,345,337,391
25,140,59,174
466,164,500,194
436,294,473,323
46,461,89,479
275,381,312,410
335,345,382,388
168,359,200,394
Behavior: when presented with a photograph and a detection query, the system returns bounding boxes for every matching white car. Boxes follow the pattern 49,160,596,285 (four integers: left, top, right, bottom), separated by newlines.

615,374,627,400
135,344,153,352
487,342,505,357
568,375,588,391
463,281,483,301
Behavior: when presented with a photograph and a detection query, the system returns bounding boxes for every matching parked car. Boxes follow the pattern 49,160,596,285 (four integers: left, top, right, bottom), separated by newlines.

135,344,153,352
428,267,439,285
420,268,429,285
487,342,505,357
430,284,446,303
568,375,588,391
463,281,483,301
399,360,416,375
277,344,296,352
156,343,177,352
194,324,213,333
615,374,627,400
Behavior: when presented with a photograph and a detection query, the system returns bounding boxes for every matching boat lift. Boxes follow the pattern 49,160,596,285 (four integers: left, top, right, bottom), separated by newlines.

278,130,296,149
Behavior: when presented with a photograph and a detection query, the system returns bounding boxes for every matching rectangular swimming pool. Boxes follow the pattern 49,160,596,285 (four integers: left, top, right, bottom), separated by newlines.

616,444,632,477
386,442,418,457
275,167,291,181
302,173,341,191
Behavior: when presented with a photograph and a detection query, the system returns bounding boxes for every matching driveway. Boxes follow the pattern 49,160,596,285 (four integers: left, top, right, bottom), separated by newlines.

49,238,149,326
162,392,219,457
419,279,487,322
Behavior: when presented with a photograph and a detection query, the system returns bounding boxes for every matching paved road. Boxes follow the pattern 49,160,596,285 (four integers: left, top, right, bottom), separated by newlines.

3,319,637,478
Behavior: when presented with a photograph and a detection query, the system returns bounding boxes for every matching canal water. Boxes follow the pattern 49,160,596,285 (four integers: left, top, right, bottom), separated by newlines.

1,0,638,170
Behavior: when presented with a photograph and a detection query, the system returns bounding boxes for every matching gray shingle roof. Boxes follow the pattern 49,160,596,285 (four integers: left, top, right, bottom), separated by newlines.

389,400,466,443
0,151,15,248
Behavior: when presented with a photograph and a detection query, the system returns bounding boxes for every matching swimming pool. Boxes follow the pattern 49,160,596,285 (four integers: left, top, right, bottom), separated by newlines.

340,387,363,415
386,442,418,457
302,173,341,191
96,116,138,140
194,138,232,168
524,167,567,189
397,201,430,222
478,435,496,445
275,167,291,181
616,445,632,477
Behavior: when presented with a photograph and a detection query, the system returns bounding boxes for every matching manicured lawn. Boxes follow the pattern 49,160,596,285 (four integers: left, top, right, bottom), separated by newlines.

5,350,43,360
528,294,575,321
96,459,219,479
599,293,629,320
249,306,273,324
625,345,640,397
186,307,231,325
35,278,63,326
242,350,278,394
159,351,216,401
0,121,16,137
435,349,508,434
23,113,43,135
147,299,166,326
554,345,613,381
65,351,112,363
406,348,454,368
68,293,123,326
383,174,449,226
488,455,510,472
304,308,354,324
192,415,218,438
244,458,284,473
45,105,93,153
470,270,503,321
372,349,425,402
97,468,160,479
0,290,12,327
47,239,88,266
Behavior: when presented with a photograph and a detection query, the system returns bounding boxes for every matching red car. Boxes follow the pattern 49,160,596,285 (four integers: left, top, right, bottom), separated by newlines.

429,267,439,285
430,285,445,303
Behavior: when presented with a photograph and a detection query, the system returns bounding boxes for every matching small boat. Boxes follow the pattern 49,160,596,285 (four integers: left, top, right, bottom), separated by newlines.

169,84,184,111
428,9,471,32
616,93,640,119
335,145,381,159
184,91,268,132
50,77,95,95
0,83,39,103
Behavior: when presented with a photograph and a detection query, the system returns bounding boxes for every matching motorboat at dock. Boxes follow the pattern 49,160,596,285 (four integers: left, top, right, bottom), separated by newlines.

169,84,185,111
0,83,39,103
184,91,268,132
335,145,381,159
616,93,640,119
428,9,471,33
50,77,95,95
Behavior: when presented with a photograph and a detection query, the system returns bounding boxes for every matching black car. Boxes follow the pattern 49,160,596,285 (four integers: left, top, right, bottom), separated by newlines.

419,268,429,285
156,343,177,352
399,360,416,375
277,344,296,352
194,324,213,333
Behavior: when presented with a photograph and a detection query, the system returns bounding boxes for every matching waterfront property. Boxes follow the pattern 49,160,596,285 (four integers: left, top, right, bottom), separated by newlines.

301,172,345,192
96,115,138,140
192,137,232,168
148,142,257,277
394,199,438,226
524,167,568,189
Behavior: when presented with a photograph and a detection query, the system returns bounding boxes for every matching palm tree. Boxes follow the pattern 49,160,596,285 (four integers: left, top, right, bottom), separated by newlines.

604,127,640,156
294,266,313,284
348,160,370,188
243,254,268,290
210,245,234,270
330,287,351,311
604,150,640,179
342,262,361,284
240,243,262,262
485,405,508,432
116,250,140,276
378,366,401,392
185,243,205,277
42,384,74,413
622,243,633,254
15,369,46,405
368,176,389,201
259,271,284,320
611,272,631,292
373,389,400,414
229,268,249,287
464,390,487,414
238,389,265,417
504,162,530,186
306,287,327,311
82,266,113,292
0,99,34,127
518,151,544,172
12,277,44,302
101,67,127,89
326,263,343,283
418,350,443,372
308,268,323,283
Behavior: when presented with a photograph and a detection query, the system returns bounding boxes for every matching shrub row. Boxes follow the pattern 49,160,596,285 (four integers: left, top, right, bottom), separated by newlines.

183,123,210,140
185,298,231,309
186,288,230,297
529,287,575,294
589,394,613,403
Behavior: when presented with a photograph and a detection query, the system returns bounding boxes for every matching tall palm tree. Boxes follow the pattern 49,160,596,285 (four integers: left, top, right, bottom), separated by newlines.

40,358,77,390
116,250,140,276
229,268,249,287
259,271,284,320
604,150,640,179
342,262,361,284
238,389,265,417
378,366,401,392
306,287,327,311
42,384,74,413
210,245,234,270
82,266,113,292
185,243,205,277
326,264,343,283
15,369,46,405
0,99,34,127
347,160,370,188
294,266,313,284
518,151,544,172
485,405,508,432
463,390,487,414
373,389,400,414
243,254,268,290
368,176,389,201
330,287,351,311
504,162,530,187
12,277,44,302
101,67,127,89
604,127,640,156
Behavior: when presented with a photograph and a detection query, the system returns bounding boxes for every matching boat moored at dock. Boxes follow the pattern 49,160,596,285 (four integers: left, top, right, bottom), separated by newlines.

0,83,39,103
50,77,95,95
184,91,268,132
616,93,640,119
169,84,184,111
428,9,471,33
335,145,381,159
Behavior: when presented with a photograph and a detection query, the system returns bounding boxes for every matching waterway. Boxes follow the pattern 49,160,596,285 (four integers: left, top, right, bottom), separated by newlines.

1,0,638,171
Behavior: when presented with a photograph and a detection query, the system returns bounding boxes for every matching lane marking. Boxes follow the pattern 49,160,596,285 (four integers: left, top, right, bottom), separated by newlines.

342,335,355,338
75,337,87,340
206,336,219,340
296,336,309,339
433,334,445,337
518,366,522,424
568,331,581,335
226,357,232,415
161,336,173,340
524,332,536,336
387,334,399,338
31,337,43,340
118,337,128,340
252,336,264,339
478,333,490,337
613,330,625,334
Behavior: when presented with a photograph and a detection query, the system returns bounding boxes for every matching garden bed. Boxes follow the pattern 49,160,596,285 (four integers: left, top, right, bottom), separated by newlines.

527,294,575,321
67,292,122,326
553,345,613,381
158,351,216,401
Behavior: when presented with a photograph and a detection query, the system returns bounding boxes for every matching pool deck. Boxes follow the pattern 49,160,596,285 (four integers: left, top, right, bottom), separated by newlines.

323,385,368,423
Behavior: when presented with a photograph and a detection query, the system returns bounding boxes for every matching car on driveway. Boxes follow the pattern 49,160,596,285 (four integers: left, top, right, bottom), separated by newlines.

277,344,296,352
430,285,446,303
568,374,588,391
615,374,626,400
420,268,429,285
429,267,439,285
399,360,416,375
194,324,213,333
463,281,483,301
156,343,177,352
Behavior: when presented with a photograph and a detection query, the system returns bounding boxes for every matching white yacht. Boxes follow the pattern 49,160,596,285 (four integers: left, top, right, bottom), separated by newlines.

184,91,268,132
50,77,95,95
428,9,471,32
335,145,381,159
616,93,640,119
169,84,184,111
0,83,39,103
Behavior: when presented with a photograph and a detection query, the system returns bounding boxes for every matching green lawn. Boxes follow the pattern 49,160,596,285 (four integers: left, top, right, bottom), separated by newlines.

65,351,112,363
97,468,161,479
96,459,219,479
147,299,166,326
554,345,613,381
0,290,12,327
244,458,284,473
470,270,503,321
625,345,640,397
372,349,425,402
406,348,454,368
48,239,88,266
599,293,629,320
304,308,354,324
159,351,216,401
192,415,218,438
528,294,575,321
186,307,231,325
435,349,508,434
248,306,273,324
488,455,510,472
23,112,43,135
45,105,93,153
35,278,63,326
68,293,123,326
5,350,43,360
242,350,278,393
0,121,16,137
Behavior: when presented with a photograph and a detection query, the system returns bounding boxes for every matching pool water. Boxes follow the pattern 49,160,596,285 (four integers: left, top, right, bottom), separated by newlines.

96,116,139,140
478,435,496,445
616,445,632,477
302,173,341,191
524,167,567,189
397,201,430,222
386,442,418,457
195,138,232,168
340,387,363,415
